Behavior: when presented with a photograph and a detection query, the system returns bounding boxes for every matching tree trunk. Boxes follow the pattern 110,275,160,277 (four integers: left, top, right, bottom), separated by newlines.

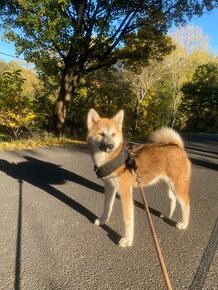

133,91,144,135
193,106,201,132
134,102,140,134
55,68,80,136
169,111,176,128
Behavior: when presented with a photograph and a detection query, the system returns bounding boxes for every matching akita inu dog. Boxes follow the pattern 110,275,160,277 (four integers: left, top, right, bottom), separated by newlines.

87,109,191,247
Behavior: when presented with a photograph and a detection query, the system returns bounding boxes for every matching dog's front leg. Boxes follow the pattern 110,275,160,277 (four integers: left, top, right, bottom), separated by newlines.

119,183,134,247
95,180,116,226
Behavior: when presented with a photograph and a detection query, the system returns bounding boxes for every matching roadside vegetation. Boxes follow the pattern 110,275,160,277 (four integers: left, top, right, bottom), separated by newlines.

1,25,218,150
0,134,85,151
0,0,218,149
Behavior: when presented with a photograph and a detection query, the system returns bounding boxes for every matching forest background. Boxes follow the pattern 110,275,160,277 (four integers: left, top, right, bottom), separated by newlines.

0,23,218,141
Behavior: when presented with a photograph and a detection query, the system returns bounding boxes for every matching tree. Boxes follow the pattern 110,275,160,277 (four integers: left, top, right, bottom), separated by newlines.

121,24,214,132
0,69,36,139
1,1,217,133
124,60,164,134
157,25,214,127
181,63,218,132
0,60,55,139
67,66,133,137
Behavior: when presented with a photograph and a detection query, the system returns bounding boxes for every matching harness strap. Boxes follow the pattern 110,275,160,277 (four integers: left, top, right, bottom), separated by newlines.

94,149,137,178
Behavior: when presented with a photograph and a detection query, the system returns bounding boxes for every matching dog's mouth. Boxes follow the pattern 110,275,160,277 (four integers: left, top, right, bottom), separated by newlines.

99,142,114,153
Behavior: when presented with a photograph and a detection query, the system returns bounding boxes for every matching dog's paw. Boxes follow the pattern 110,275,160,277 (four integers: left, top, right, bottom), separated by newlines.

94,217,106,226
176,221,188,230
94,218,100,226
119,237,132,247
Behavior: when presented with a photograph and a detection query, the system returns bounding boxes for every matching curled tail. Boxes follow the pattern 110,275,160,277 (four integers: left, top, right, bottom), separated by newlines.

149,127,184,149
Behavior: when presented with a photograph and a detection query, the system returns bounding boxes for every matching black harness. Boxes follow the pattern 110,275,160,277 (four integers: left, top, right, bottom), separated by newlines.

94,149,137,179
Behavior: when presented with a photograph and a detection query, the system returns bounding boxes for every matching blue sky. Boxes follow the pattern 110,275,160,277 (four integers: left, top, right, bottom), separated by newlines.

0,8,218,66
189,8,218,54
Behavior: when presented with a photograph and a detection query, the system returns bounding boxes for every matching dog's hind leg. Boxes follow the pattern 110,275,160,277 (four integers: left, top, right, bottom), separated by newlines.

174,181,190,230
176,196,190,230
95,181,116,226
161,180,177,219
168,188,177,219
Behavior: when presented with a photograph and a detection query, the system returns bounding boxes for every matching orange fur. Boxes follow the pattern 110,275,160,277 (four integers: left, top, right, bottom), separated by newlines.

87,109,191,247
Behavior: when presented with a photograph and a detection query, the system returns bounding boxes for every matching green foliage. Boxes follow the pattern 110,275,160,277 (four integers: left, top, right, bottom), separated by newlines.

122,29,175,71
0,60,56,139
0,68,37,139
1,0,217,131
66,67,133,137
181,63,218,132
1,19,218,141
1,1,216,80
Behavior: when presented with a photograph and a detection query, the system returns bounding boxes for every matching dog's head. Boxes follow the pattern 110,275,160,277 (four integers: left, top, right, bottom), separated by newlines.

87,109,124,153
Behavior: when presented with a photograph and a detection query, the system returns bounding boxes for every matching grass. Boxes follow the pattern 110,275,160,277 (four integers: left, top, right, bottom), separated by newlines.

0,134,86,151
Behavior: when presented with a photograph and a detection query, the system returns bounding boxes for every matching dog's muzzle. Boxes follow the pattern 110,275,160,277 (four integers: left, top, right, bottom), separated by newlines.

99,142,114,152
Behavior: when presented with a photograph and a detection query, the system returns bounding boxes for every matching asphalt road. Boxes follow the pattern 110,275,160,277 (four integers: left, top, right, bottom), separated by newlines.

0,135,217,290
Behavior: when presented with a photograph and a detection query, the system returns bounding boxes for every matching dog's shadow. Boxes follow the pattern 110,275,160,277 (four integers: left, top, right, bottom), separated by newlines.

133,199,177,228
0,156,175,245
100,200,177,245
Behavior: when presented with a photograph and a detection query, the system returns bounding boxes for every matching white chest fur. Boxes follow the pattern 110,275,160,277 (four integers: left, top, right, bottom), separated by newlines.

92,150,108,167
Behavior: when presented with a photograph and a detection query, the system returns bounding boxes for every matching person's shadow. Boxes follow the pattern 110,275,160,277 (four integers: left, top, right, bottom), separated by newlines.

0,156,105,221
0,156,123,240
0,156,124,290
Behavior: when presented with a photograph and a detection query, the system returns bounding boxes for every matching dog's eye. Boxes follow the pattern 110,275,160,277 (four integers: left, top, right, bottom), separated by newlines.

99,132,105,137
112,133,116,137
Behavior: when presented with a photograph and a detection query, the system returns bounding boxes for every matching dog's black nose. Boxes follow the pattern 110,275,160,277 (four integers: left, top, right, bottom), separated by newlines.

99,143,114,152
107,144,114,150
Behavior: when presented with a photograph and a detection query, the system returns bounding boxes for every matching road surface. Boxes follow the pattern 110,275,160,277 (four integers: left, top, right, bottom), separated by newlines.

0,135,217,290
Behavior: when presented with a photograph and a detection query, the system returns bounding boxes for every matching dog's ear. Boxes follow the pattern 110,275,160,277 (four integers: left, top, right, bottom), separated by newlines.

111,110,124,130
87,109,100,130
